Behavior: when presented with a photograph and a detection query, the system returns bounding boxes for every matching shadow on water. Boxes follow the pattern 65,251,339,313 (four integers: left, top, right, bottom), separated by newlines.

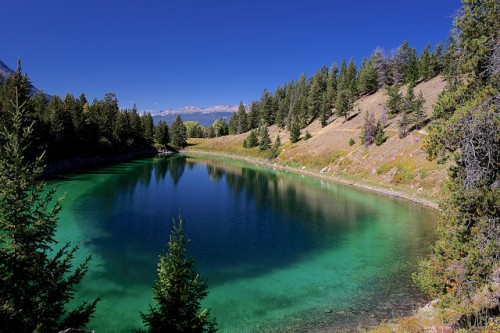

72,156,431,284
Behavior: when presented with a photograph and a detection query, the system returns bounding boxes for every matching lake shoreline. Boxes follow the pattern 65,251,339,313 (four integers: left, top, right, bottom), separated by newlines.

182,148,440,210
42,148,158,177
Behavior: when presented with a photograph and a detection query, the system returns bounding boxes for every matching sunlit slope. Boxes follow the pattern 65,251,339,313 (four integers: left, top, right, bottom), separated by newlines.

190,76,448,202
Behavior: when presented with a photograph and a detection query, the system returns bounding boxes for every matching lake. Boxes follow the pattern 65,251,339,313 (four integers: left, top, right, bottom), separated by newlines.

49,155,438,332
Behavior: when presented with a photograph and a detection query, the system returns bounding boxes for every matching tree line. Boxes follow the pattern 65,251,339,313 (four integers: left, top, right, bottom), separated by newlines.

0,64,188,165
226,40,446,138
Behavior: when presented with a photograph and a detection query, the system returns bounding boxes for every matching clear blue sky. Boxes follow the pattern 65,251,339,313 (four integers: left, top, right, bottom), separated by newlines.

1,0,461,113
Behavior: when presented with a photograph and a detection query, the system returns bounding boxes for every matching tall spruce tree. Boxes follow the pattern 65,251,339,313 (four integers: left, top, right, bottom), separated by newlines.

140,217,216,333
0,92,100,332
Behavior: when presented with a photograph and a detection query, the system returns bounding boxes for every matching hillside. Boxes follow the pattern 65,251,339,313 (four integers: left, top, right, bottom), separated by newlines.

188,76,448,205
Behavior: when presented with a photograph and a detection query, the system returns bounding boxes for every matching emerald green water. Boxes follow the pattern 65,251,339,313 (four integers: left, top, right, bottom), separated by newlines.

48,155,437,332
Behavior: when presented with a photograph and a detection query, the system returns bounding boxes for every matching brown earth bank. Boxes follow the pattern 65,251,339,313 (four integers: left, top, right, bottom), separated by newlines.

187,76,449,209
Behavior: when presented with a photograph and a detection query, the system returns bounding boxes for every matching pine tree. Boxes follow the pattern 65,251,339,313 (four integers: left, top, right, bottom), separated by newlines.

419,44,434,80
319,92,330,127
385,84,403,117
325,63,338,114
357,58,378,95
140,217,216,333
155,120,170,147
142,112,155,143
307,70,324,123
345,58,358,99
244,130,258,148
405,46,420,84
258,125,271,151
411,91,427,129
374,120,385,146
273,134,281,149
335,87,352,120
237,101,248,134
228,112,238,135
0,92,100,332
289,119,301,143
246,102,260,130
170,115,187,148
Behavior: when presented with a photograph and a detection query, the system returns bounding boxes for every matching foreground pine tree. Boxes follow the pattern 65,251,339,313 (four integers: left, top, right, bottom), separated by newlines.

0,93,100,332
140,217,216,333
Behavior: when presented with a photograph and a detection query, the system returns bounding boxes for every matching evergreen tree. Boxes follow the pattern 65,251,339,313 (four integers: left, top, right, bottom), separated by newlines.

307,70,325,123
0,59,33,131
385,84,404,117
319,92,330,127
237,101,248,134
374,120,385,146
405,45,420,84
258,125,271,151
431,42,445,76
0,93,99,332
155,120,170,146
275,84,291,129
345,58,358,98
228,112,238,135
259,89,275,125
289,119,301,143
335,87,352,120
325,63,338,114
273,134,281,150
419,44,434,80
411,90,427,129
170,115,187,148
246,102,260,130
243,130,258,148
142,112,155,143
140,217,216,333
357,58,378,95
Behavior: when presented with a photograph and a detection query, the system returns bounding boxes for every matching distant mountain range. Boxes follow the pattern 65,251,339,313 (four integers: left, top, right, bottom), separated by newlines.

154,104,246,127
0,59,46,97
157,104,241,116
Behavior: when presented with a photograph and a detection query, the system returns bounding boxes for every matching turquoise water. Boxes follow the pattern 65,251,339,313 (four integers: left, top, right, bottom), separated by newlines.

48,155,438,332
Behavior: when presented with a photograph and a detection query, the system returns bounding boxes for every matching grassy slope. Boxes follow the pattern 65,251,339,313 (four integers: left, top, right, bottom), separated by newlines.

188,76,448,206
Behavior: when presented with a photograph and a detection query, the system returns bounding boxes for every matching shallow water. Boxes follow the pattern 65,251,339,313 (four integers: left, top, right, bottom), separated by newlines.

48,155,438,332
